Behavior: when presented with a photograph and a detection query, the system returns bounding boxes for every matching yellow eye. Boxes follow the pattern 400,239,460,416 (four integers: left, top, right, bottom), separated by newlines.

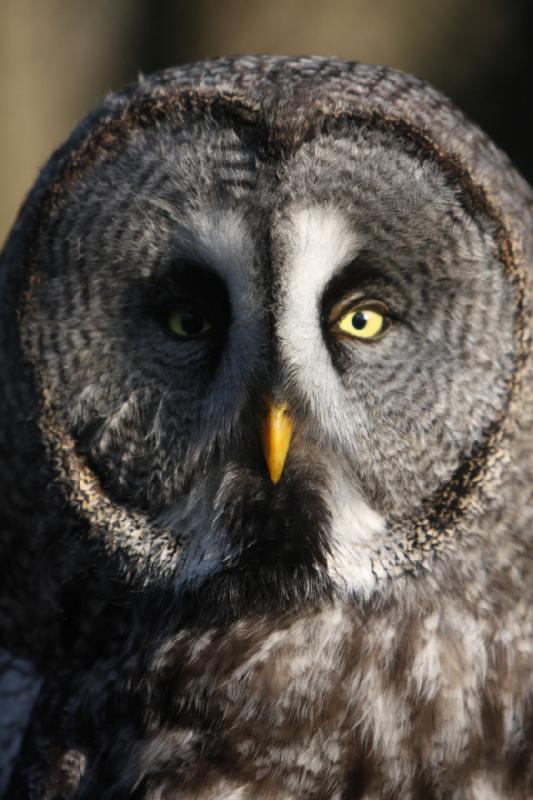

336,302,389,340
167,308,212,338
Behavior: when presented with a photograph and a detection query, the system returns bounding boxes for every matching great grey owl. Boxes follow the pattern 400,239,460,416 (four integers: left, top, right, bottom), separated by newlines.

0,55,532,799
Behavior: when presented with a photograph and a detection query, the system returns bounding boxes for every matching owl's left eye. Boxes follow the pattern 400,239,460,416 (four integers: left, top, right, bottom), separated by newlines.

167,307,212,338
334,300,390,341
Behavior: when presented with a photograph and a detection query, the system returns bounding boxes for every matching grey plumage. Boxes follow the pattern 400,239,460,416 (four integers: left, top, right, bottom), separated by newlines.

0,55,532,798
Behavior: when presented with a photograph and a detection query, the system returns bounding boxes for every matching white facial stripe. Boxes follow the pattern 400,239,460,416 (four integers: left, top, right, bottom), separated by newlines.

274,206,387,595
164,207,264,431
327,486,385,598
275,206,362,434
171,208,260,340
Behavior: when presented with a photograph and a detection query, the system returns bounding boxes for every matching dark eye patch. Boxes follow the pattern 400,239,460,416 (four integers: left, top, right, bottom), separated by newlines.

144,259,232,342
320,255,407,322
319,255,416,372
320,255,411,335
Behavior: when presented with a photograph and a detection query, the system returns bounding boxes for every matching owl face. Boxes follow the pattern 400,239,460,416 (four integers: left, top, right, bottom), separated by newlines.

25,103,515,607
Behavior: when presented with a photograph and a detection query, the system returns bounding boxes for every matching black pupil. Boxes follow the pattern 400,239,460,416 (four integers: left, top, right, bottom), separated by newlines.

181,312,204,335
352,311,368,330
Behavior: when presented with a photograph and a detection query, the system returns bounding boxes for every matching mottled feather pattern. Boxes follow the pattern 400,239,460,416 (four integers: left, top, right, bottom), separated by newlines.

0,56,532,798
67,600,533,798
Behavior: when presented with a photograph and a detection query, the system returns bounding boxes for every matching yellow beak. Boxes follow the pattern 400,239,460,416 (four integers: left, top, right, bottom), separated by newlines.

260,401,294,484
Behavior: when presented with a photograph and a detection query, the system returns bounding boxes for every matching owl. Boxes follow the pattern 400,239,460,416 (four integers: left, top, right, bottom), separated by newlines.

1,55,532,799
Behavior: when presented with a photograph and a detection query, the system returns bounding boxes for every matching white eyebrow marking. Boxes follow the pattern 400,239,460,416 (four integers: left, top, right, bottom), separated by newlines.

274,205,362,431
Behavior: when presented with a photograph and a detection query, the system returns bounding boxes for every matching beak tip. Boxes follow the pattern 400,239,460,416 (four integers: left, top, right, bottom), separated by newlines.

269,468,283,485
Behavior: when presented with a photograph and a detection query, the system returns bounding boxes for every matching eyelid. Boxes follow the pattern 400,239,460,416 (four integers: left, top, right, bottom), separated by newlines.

328,294,389,328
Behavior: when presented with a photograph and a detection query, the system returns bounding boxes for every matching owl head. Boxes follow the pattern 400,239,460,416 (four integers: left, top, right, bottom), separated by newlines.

1,56,532,623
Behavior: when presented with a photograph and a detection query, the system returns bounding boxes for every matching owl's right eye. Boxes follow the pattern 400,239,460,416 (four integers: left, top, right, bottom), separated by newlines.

167,307,212,338
146,261,231,347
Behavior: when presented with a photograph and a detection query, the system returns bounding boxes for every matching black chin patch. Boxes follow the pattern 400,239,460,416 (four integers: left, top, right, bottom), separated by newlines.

220,456,332,569
175,457,335,625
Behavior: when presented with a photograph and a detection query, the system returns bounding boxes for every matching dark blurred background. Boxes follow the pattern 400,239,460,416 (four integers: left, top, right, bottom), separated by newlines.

1,0,531,244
